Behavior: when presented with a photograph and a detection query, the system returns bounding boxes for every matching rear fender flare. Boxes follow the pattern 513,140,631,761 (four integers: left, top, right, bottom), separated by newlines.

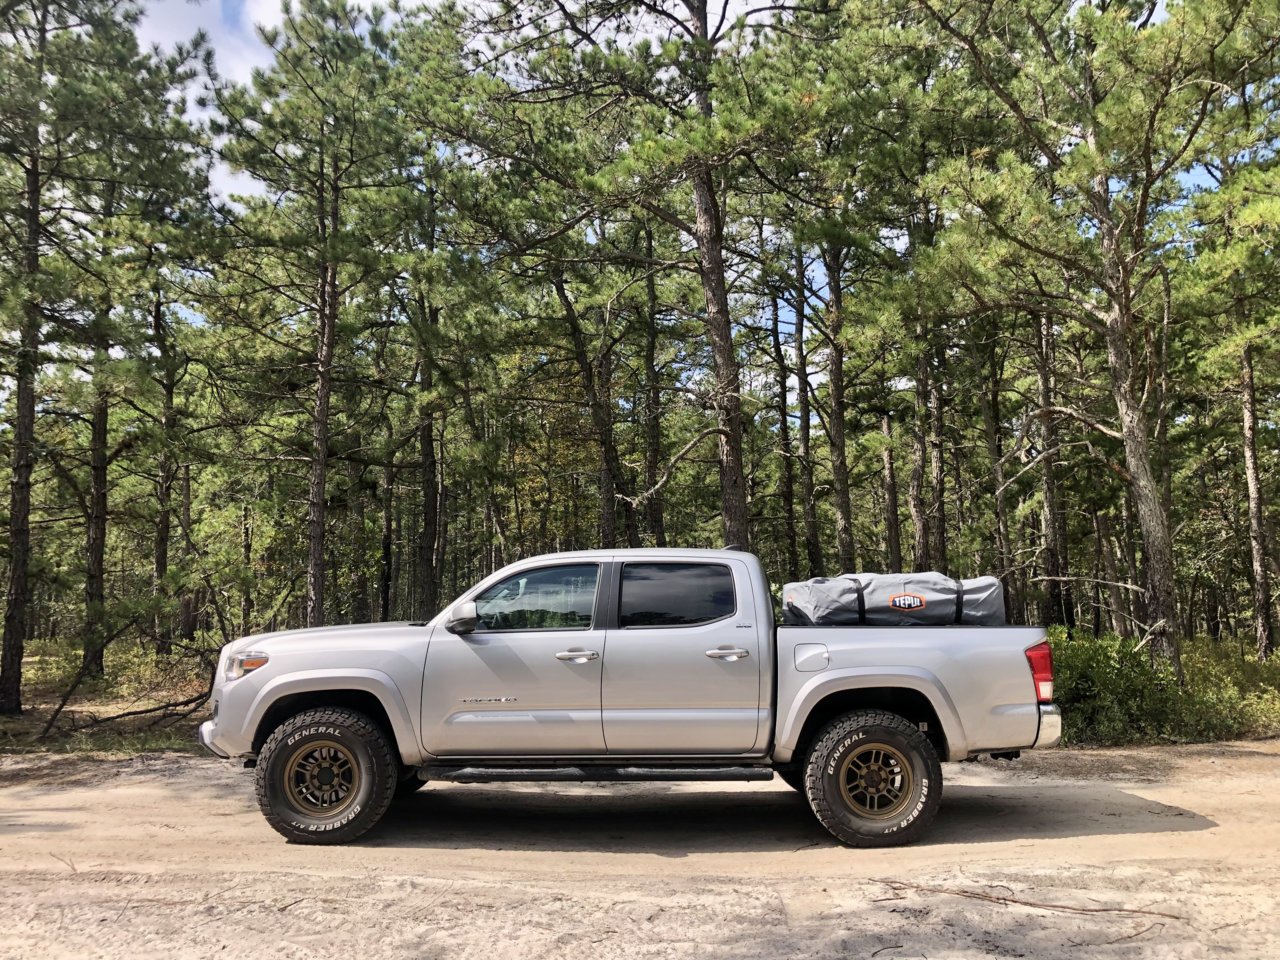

774,667,967,763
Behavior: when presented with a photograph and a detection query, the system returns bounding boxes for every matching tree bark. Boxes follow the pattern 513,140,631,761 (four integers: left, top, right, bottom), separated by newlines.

687,4,749,549
821,244,857,572
977,341,1014,609
241,503,253,633
1242,341,1273,660
379,460,394,622
1095,511,1130,637
179,463,196,645
1037,312,1071,627
152,294,176,656
0,5,48,714
1106,305,1179,674
305,154,340,628
643,226,667,546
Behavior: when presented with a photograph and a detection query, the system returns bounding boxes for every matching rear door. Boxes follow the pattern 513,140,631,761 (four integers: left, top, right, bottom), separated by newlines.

420,562,606,756
601,559,763,754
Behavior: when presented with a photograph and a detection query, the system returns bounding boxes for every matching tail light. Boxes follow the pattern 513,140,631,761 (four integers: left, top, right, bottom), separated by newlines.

1025,641,1054,702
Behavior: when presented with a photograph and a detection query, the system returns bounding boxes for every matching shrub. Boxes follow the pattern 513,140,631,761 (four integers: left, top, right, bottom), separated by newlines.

1049,627,1280,745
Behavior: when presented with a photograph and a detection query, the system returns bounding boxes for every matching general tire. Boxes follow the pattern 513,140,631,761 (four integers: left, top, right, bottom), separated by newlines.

255,707,397,844
803,709,942,847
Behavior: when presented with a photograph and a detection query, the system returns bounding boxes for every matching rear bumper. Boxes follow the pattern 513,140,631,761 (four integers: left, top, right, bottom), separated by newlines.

1033,704,1062,749
199,720,231,759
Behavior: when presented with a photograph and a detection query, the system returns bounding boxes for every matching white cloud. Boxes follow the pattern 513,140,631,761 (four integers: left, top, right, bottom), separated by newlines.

137,0,275,84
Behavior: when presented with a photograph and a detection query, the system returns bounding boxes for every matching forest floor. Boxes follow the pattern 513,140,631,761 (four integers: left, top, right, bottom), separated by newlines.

0,740,1276,960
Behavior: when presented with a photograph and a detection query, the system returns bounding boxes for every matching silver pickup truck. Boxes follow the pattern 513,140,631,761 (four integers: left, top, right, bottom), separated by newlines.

200,549,1060,847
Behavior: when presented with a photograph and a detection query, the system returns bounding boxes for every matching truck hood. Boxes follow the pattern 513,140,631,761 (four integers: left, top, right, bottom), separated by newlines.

227,621,425,655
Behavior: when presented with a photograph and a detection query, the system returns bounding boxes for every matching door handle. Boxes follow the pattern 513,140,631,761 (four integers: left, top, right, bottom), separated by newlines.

555,649,599,663
705,647,751,661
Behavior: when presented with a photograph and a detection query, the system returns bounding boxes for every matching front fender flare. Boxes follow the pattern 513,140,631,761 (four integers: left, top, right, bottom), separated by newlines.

243,669,424,766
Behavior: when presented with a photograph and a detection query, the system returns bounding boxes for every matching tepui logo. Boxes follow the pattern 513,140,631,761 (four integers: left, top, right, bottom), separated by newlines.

890,592,926,611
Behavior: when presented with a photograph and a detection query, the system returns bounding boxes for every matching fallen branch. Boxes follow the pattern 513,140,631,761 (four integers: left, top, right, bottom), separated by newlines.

872,880,1186,921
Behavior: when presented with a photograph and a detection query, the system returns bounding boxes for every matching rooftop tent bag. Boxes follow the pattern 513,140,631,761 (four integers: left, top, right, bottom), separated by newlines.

781,573,1006,626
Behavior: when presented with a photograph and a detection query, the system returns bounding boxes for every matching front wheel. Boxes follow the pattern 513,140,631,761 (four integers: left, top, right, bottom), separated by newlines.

804,710,942,847
255,707,398,844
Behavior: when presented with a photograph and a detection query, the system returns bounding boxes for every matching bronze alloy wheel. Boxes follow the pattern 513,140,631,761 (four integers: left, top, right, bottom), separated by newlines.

836,740,914,820
282,738,361,818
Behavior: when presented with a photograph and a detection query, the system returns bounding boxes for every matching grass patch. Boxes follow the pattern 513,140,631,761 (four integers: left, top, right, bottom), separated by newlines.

1050,627,1280,745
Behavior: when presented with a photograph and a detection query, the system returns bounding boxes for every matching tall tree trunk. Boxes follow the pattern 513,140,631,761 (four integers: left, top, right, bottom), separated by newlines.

1106,306,1179,674
794,247,823,577
909,335,931,572
0,8,47,714
1242,342,1273,661
417,381,439,620
415,187,443,620
347,456,370,624
179,463,196,645
928,344,947,573
82,370,109,677
379,461,394,622
822,245,857,572
152,294,176,656
433,435,449,605
978,342,1014,609
1037,312,1070,626
689,168,749,548
881,412,903,574
770,290,800,581
686,4,748,549
1095,511,1129,637
306,159,340,629
554,280,637,549
241,503,253,633
643,227,667,546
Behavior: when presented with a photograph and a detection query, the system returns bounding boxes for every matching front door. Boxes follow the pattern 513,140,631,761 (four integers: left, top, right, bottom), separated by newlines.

602,559,764,754
421,562,606,756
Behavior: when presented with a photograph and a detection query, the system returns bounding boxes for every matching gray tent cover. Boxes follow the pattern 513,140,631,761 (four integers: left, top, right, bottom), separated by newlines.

781,573,1006,626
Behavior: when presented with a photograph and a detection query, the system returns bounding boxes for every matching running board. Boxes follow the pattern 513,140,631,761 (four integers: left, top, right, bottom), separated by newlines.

422,765,775,783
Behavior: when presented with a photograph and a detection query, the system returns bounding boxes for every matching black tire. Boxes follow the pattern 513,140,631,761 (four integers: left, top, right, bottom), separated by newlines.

776,766,805,792
803,709,942,847
255,707,397,844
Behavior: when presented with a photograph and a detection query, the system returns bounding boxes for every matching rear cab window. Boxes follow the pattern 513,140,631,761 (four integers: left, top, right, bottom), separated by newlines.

619,562,736,628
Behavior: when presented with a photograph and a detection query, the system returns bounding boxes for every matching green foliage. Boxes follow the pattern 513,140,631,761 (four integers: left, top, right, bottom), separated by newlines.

1051,628,1280,746
3,0,1280,740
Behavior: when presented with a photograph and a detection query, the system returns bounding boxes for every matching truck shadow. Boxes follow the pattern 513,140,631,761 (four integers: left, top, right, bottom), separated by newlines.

369,778,1214,855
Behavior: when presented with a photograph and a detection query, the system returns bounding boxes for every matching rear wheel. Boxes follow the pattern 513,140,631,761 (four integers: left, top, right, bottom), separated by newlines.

256,707,397,844
804,710,942,847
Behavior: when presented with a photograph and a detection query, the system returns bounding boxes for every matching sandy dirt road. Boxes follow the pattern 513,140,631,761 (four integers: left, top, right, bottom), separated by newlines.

1,741,1277,960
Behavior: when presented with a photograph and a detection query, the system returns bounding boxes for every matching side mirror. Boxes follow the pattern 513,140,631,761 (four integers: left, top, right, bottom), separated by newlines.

444,601,479,635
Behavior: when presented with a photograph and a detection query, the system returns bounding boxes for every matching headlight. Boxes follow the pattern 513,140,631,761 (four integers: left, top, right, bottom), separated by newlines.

226,651,270,680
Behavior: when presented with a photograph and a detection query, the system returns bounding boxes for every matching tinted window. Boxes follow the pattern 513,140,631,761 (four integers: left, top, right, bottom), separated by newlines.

619,563,736,628
475,564,599,631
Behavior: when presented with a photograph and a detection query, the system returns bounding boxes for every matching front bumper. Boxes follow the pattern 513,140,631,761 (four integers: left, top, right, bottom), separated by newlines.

199,720,231,758
1033,704,1062,748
